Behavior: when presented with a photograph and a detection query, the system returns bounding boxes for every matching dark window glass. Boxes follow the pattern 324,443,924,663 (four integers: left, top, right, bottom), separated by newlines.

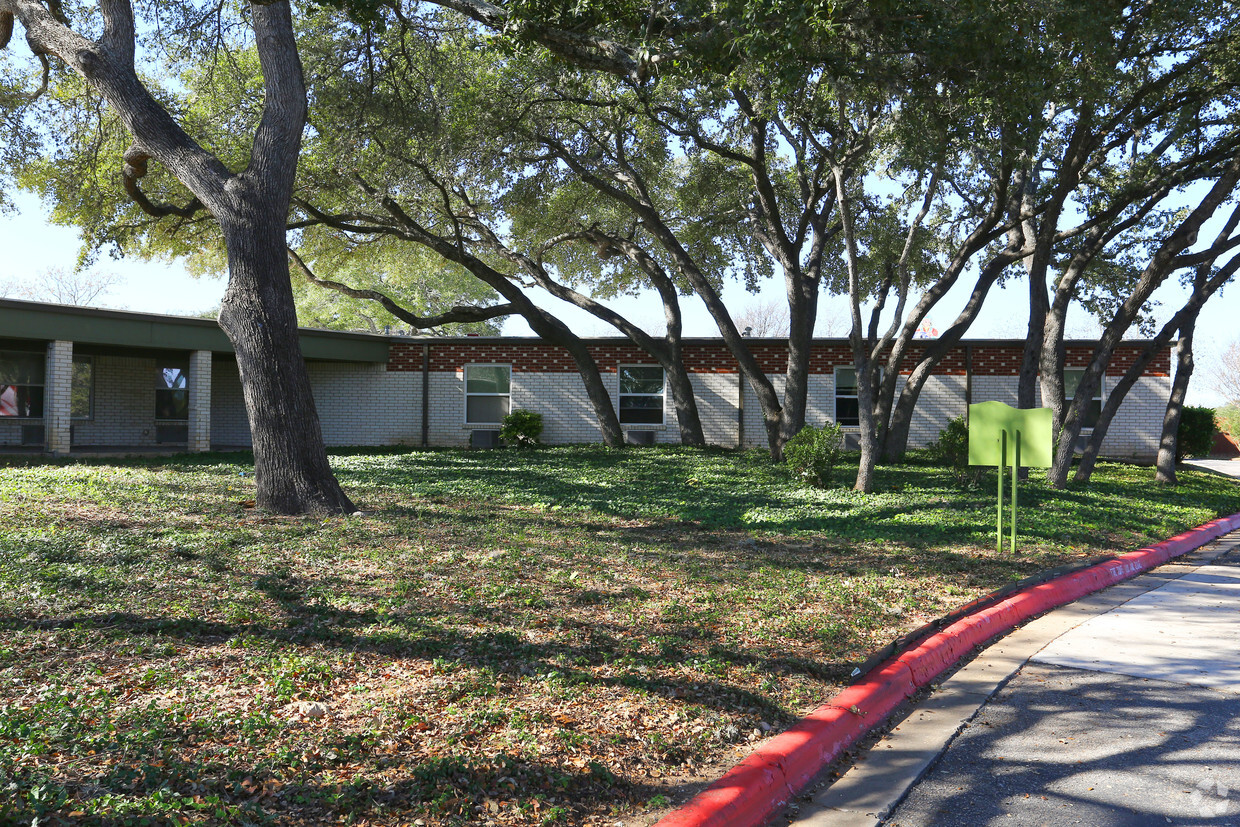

1064,369,1102,429
0,351,45,418
0,385,43,418
619,397,664,424
618,366,664,424
0,351,44,385
835,367,859,426
835,397,859,428
465,365,511,424
71,357,93,420
156,365,190,420
466,395,510,424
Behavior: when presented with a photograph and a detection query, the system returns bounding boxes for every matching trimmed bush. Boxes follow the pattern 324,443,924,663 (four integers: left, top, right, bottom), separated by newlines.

1216,404,1240,440
500,409,543,447
784,422,844,488
1177,406,1216,460
927,415,983,484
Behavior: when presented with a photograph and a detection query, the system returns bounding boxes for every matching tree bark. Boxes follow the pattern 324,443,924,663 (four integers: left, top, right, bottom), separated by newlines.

219,215,355,513
1155,327,1196,485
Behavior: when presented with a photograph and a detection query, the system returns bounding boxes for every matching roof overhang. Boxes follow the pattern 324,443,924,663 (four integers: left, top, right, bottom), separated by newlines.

0,299,390,363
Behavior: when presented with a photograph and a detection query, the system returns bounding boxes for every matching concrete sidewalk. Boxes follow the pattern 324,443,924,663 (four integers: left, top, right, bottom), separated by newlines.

781,530,1240,826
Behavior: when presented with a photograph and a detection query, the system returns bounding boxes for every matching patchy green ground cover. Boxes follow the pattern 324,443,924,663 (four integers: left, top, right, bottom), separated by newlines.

0,446,1236,826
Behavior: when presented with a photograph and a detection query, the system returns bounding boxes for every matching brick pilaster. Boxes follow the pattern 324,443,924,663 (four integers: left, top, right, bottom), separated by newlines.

188,350,213,452
45,340,73,455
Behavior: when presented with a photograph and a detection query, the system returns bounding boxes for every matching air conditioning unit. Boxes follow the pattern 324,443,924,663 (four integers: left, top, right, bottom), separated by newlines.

470,429,502,449
626,430,656,446
842,432,861,451
21,425,44,446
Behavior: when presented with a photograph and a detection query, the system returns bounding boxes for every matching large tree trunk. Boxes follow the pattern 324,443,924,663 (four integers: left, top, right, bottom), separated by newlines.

664,340,706,447
854,352,879,493
778,267,819,448
5,0,357,514
1155,326,1196,485
220,216,356,513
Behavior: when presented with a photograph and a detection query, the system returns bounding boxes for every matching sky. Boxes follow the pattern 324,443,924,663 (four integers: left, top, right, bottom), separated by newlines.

2,189,1238,406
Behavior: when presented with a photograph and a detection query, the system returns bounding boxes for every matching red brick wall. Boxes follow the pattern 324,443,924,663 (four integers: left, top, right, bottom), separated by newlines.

386,339,1172,377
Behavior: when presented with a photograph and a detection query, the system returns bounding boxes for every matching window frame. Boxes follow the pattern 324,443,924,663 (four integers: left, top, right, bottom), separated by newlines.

1063,368,1103,429
617,364,666,426
0,349,46,419
463,363,512,426
834,365,860,428
155,362,191,422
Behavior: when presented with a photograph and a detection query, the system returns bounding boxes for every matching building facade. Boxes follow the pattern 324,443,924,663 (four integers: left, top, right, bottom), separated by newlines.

0,299,1172,460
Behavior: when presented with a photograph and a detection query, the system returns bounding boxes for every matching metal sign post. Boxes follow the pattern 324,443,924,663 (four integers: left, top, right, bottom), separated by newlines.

968,402,1053,553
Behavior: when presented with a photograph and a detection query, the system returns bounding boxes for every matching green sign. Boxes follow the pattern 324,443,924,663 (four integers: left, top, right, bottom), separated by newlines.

968,402,1053,468
968,402,1054,553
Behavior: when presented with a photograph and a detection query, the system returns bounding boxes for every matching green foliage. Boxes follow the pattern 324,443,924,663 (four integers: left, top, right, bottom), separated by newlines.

926,416,983,485
1216,404,1240,439
1178,406,1217,460
783,423,843,488
2,448,1238,823
500,409,544,447
290,238,505,335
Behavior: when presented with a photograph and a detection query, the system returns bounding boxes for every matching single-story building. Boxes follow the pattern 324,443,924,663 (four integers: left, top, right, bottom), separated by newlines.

0,298,1172,459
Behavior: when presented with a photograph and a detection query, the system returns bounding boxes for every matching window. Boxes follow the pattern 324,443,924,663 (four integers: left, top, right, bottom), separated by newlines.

465,365,510,424
156,364,190,421
834,367,859,427
71,357,93,420
0,351,44,418
1064,368,1102,429
618,365,665,424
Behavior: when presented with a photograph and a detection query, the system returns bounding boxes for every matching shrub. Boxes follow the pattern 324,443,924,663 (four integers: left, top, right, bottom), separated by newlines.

1216,404,1240,439
499,409,543,447
927,415,983,484
1177,406,1216,460
783,422,843,488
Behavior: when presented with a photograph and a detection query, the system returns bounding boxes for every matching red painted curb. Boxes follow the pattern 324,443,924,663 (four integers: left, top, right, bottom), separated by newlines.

655,513,1240,827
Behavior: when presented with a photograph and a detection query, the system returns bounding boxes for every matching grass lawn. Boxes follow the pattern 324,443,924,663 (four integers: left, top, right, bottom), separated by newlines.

1,446,1237,826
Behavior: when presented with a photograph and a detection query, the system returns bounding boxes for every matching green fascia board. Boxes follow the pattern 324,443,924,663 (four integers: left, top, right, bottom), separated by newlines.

0,300,388,363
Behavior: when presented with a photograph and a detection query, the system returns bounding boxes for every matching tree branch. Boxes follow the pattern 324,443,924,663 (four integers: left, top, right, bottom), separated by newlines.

122,145,205,219
287,247,516,330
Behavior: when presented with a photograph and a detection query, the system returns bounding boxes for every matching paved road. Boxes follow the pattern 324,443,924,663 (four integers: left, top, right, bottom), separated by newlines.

886,548,1240,826
784,532,1240,827
1184,459,1240,478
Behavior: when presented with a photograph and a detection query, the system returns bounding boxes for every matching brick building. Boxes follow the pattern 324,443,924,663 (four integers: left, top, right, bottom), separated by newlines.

0,298,1172,459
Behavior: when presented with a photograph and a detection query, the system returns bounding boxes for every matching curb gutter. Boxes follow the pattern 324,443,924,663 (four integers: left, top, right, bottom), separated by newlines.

654,512,1240,827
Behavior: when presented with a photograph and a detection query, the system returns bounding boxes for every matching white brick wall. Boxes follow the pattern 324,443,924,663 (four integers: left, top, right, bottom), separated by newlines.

212,360,422,448
69,354,162,447
691,373,742,447
210,359,251,446
2,348,1172,461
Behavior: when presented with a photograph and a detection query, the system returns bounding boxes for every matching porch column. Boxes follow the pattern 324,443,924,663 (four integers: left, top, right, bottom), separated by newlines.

45,340,73,455
188,350,213,452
